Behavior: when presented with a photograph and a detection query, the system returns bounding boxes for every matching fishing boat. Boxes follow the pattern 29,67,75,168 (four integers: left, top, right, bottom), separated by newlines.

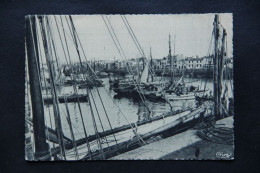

136,49,166,101
138,83,165,101
54,105,208,160
113,79,138,95
164,76,194,102
162,34,200,102
112,65,140,95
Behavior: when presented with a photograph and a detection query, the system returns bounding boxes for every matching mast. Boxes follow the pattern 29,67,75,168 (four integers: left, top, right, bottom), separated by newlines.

213,14,220,120
218,29,227,118
113,57,116,80
137,57,140,81
150,46,154,82
25,15,51,160
169,35,173,84
93,58,96,72
173,35,176,77
142,57,145,71
174,35,176,58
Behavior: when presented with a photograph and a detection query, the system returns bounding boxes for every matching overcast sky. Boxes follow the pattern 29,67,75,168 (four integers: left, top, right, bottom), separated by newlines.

39,14,233,63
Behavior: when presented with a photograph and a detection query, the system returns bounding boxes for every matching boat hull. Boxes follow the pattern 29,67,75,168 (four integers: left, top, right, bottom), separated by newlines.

165,93,195,101
54,106,207,160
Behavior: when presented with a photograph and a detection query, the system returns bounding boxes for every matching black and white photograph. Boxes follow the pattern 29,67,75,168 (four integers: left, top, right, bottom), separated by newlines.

25,14,234,161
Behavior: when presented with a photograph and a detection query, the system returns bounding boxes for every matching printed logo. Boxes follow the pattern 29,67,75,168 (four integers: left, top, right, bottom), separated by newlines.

216,151,232,159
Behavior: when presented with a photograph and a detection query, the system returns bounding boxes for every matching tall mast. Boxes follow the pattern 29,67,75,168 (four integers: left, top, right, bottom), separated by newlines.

25,15,51,160
213,14,220,119
218,29,227,118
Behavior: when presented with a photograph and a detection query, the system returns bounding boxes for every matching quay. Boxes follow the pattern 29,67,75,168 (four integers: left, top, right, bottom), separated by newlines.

109,116,233,160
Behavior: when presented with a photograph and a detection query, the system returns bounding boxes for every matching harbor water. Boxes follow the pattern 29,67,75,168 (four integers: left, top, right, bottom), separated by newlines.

44,77,233,140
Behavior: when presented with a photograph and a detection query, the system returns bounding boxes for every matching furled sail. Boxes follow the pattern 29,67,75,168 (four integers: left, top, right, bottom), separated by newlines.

140,63,149,84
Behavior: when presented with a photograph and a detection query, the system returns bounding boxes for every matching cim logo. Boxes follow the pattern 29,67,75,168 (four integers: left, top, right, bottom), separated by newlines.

216,152,232,159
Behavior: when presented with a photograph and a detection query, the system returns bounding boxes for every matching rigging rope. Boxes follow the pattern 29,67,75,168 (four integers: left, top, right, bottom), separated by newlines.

53,16,69,65
88,89,110,148
92,77,120,150
121,16,157,79
102,16,150,114
38,16,67,160
68,15,105,159
201,30,214,96
50,15,147,149
58,15,93,160
121,15,172,115
46,17,60,72
64,97,80,160
68,15,147,146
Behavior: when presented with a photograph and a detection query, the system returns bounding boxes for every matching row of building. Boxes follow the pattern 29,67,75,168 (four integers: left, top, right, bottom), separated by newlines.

61,54,233,76
102,54,233,71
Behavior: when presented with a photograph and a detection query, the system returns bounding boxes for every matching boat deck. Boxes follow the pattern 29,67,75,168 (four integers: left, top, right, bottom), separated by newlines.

109,116,233,160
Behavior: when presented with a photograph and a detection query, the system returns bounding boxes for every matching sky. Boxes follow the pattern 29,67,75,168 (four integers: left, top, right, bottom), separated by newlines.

37,14,233,64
